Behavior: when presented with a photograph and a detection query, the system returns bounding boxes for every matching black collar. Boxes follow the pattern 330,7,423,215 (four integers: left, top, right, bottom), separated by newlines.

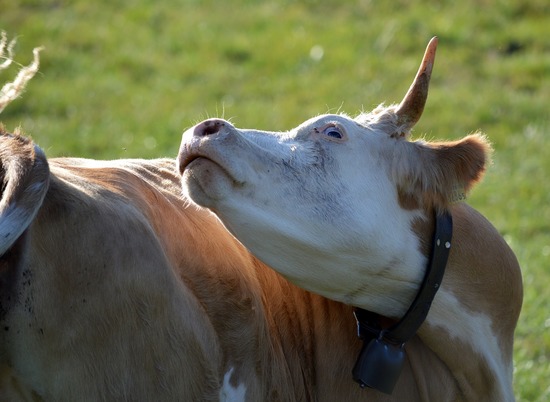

352,210,453,394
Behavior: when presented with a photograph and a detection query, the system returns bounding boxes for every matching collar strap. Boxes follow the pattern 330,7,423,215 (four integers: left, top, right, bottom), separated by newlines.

382,209,453,343
352,210,453,393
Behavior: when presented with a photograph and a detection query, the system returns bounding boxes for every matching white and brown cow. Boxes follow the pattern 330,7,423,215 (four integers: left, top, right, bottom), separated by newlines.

0,130,350,402
0,38,521,401
177,38,523,401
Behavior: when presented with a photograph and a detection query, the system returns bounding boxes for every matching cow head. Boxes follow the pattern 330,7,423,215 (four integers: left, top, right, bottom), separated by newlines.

177,38,491,317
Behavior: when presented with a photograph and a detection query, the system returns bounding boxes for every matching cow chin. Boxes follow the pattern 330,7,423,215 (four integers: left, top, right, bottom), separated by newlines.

182,158,235,206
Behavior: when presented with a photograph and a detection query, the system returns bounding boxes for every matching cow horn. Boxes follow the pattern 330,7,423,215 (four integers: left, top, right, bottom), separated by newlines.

394,36,438,135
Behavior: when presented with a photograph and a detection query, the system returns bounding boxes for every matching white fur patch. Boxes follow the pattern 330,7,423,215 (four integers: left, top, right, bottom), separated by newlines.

219,367,246,402
429,290,514,401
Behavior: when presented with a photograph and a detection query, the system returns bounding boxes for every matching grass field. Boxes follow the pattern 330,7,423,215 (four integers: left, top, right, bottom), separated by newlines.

2,0,549,400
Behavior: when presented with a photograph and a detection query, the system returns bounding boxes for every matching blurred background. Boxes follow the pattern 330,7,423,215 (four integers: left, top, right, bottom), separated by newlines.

1,0,549,400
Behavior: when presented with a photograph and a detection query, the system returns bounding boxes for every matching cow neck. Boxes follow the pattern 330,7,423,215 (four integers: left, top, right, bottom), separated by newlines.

351,210,453,394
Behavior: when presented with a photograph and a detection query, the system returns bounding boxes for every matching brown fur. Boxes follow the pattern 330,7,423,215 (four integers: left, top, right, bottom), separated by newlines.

392,134,491,212
0,131,521,401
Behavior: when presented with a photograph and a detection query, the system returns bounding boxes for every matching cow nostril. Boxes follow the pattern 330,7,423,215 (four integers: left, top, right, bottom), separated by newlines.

203,125,220,135
195,119,226,137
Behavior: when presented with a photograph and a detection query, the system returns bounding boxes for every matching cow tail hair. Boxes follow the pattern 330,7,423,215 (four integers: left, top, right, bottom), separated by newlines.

0,31,43,114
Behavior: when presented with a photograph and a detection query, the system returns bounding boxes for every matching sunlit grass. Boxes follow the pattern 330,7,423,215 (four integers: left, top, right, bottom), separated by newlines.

2,0,549,399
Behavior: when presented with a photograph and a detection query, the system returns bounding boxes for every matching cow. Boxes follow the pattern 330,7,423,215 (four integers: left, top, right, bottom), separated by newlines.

0,129,345,402
0,38,522,402
177,37,523,401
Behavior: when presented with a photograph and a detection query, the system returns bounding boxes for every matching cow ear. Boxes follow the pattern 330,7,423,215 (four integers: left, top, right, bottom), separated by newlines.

393,133,492,211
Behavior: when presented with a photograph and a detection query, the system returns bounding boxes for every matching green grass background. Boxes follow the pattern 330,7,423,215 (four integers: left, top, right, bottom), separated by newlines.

2,0,549,399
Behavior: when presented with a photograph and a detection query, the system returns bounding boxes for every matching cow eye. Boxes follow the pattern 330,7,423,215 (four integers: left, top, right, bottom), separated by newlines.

322,126,343,139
